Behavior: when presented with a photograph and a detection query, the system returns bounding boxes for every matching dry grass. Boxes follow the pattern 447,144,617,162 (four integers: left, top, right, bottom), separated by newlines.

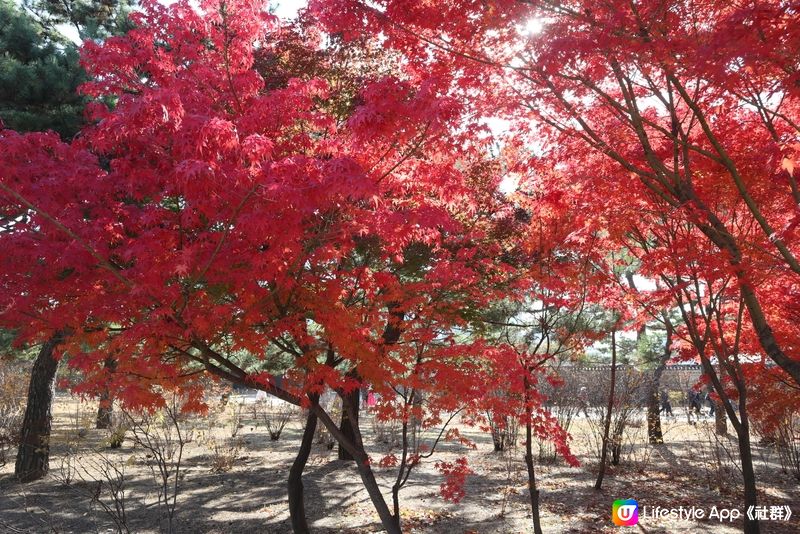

0,396,797,533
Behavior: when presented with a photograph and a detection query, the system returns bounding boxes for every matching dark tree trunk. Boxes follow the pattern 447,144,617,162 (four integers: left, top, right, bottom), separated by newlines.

350,440,399,534
15,332,65,482
391,417,411,532
491,417,508,452
337,387,360,461
697,351,759,533
661,165,800,388
647,320,672,444
738,419,759,534
387,389,424,532
729,370,758,534
714,401,727,436
523,376,544,534
611,429,622,466
646,388,663,444
96,355,116,430
288,405,318,533
314,396,400,534
595,329,617,490
96,398,113,430
524,428,543,534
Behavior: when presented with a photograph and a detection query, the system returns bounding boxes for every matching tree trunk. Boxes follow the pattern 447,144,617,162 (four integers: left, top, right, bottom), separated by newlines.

647,319,673,444
337,387,360,461
523,376,544,534
595,329,617,490
391,418,410,532
738,280,800,389
646,388,662,444
524,427,543,534
95,397,113,430
351,445,399,534
410,390,423,452
611,428,622,466
96,355,116,430
738,419,760,534
666,170,800,388
329,396,400,534
697,351,759,534
15,332,65,482
714,401,727,436
729,372,758,534
288,406,318,534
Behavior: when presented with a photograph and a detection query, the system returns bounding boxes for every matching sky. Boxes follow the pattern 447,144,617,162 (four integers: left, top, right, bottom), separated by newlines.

271,0,306,19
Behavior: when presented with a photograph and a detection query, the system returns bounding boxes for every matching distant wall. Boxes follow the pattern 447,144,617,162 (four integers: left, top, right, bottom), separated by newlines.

542,364,704,406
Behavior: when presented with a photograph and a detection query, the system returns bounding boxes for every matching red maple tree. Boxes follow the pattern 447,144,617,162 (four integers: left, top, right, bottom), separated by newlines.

309,2,800,532
0,0,580,530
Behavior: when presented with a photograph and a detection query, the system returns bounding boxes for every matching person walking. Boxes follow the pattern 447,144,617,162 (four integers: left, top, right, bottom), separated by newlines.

689,389,702,414
660,389,673,417
706,391,715,416
686,389,701,425
578,386,590,417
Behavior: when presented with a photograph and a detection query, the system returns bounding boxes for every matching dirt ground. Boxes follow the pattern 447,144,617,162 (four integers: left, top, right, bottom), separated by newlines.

1,395,798,533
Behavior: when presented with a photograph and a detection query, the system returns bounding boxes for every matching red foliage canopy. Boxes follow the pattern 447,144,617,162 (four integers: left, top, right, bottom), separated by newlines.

310,0,800,389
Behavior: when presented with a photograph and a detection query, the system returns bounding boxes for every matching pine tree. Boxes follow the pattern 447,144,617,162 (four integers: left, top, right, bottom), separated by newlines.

0,0,133,138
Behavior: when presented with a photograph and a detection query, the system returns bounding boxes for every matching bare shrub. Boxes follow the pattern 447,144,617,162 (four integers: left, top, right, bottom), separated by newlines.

313,394,339,450
583,367,646,466
487,411,519,453
497,438,523,519
620,422,656,472
372,415,401,448
124,393,193,534
536,373,580,463
775,415,800,480
208,437,243,473
252,398,295,441
695,422,740,494
52,445,131,534
79,453,130,534
756,412,800,481
200,395,243,472
227,400,245,439
56,437,81,487
105,411,128,449
0,361,27,466
54,399,95,485
68,396,95,440
480,388,520,453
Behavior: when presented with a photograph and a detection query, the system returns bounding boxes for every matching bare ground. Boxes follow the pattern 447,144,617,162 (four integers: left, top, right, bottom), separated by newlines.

0,396,798,533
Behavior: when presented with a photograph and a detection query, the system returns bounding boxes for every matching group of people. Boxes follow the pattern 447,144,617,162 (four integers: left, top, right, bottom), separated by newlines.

659,388,719,422
570,386,725,423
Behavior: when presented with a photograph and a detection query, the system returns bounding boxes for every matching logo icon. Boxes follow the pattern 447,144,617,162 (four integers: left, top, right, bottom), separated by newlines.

613,499,639,526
